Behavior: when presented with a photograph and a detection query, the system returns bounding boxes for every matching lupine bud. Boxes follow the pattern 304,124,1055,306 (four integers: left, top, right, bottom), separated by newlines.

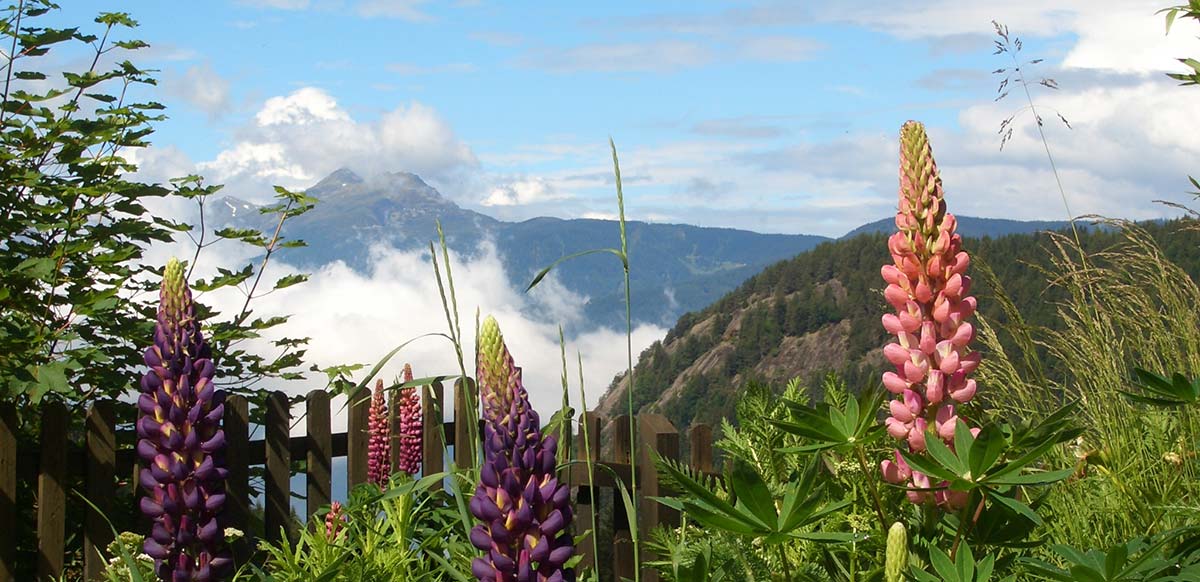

368,378,391,486
885,522,908,582
325,502,344,539
137,259,231,581
469,316,575,582
396,363,422,476
880,122,979,510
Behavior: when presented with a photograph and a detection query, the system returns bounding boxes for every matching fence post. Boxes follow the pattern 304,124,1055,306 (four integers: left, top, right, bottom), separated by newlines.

453,378,474,470
609,414,635,582
223,395,251,562
422,382,444,491
37,401,67,580
264,390,292,542
306,390,332,523
572,410,603,576
84,400,116,581
0,401,16,582
639,414,680,582
347,386,369,489
689,423,713,473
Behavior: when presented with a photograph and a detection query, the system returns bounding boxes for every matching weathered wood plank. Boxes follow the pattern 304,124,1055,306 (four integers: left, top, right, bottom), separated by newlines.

608,414,635,582
453,378,474,470
223,395,250,552
571,411,603,574
689,423,713,473
306,390,332,522
37,402,68,580
85,401,116,581
0,401,18,582
422,382,444,491
264,391,291,542
639,414,680,582
346,386,369,489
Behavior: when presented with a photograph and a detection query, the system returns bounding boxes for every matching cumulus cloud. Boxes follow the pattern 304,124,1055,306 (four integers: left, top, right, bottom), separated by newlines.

198,87,478,202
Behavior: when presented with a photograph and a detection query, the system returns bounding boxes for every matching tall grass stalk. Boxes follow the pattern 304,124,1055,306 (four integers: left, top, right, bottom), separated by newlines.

976,220,1200,544
525,138,640,580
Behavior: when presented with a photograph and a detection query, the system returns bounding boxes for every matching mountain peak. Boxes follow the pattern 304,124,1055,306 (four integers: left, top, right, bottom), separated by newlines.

313,167,364,190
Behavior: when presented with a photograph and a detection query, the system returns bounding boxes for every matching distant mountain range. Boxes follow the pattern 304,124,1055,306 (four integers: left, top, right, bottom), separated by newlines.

210,168,1087,331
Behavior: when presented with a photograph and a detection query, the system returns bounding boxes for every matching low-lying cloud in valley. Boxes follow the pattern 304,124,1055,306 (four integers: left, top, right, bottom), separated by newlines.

144,228,666,433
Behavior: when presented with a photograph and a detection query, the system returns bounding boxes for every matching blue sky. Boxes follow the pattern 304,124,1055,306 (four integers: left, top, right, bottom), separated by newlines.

52,0,1200,237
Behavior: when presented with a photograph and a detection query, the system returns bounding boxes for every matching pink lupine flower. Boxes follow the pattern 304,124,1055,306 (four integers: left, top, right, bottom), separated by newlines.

396,363,422,476
325,501,344,539
367,379,391,486
879,121,979,509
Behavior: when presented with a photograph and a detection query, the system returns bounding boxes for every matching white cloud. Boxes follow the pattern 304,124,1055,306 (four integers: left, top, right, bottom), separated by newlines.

171,237,665,427
166,63,231,119
198,87,478,202
482,177,568,206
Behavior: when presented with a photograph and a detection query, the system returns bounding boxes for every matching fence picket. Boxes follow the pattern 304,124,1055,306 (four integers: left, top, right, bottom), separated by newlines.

306,390,332,522
264,391,291,542
609,414,635,582
223,395,251,563
422,382,444,491
36,402,67,580
0,402,16,582
84,401,116,581
572,410,603,574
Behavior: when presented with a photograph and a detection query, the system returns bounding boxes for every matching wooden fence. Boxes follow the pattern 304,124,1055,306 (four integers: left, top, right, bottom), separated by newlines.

0,382,713,582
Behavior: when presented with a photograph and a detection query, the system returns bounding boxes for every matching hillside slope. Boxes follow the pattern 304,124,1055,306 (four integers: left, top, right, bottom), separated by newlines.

597,219,1200,429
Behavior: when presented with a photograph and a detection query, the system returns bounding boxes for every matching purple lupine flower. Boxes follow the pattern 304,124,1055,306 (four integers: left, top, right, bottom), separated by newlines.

396,363,422,476
368,378,391,486
137,258,231,581
469,316,574,582
878,121,980,511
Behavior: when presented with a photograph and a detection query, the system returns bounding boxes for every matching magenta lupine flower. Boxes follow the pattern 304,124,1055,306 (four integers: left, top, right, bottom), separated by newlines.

396,363,422,476
368,378,391,486
469,316,574,582
137,258,231,581
879,122,980,510
325,501,345,539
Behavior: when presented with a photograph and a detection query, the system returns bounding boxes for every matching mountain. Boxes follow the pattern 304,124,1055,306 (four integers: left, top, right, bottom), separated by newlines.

208,169,830,329
595,219,1200,430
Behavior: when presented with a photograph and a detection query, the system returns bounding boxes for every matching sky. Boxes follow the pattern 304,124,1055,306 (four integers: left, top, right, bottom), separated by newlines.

52,0,1200,238
33,1,1200,423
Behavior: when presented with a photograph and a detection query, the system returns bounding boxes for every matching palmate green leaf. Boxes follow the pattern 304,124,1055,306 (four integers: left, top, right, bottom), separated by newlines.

988,492,1042,526
987,467,1073,486
925,429,968,479
969,425,1007,480
272,273,308,290
729,461,777,526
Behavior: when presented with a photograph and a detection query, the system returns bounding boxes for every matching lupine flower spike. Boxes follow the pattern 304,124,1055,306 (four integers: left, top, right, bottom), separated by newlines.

325,502,345,540
396,363,422,476
879,121,980,510
469,316,575,582
368,378,391,486
137,258,231,581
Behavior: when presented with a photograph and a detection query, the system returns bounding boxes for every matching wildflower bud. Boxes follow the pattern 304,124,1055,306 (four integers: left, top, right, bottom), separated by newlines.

885,522,908,582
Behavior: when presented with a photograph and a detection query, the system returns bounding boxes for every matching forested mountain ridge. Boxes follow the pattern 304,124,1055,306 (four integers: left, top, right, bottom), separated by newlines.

597,219,1200,429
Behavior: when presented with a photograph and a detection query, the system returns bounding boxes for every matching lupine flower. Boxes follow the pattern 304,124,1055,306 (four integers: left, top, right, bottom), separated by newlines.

137,258,231,581
368,378,391,486
396,363,422,476
879,121,980,510
469,316,575,582
325,502,345,540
